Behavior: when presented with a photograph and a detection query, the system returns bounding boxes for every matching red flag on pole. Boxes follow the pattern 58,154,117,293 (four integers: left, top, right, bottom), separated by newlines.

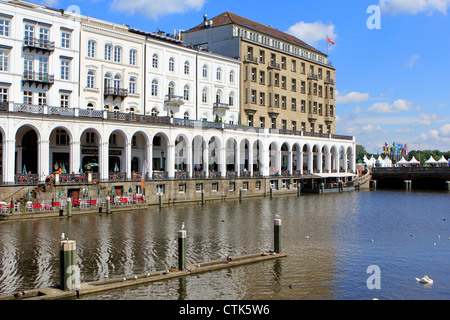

327,36,335,45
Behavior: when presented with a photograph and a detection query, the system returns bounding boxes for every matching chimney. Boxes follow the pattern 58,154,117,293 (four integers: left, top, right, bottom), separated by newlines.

203,14,208,27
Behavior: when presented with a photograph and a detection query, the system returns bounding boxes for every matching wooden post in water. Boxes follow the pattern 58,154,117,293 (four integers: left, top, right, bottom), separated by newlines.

320,183,325,194
59,234,78,291
274,215,282,254
239,188,242,202
297,183,301,196
270,187,273,199
446,181,450,192
66,198,72,217
106,196,111,214
158,193,163,208
201,190,205,206
178,226,187,271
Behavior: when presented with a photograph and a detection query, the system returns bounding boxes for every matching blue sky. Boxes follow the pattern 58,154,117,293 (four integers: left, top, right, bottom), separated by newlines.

36,0,450,153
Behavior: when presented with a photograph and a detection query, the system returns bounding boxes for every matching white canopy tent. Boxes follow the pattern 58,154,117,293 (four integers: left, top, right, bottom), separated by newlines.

364,155,376,167
437,156,448,165
425,156,437,165
397,156,409,165
408,156,420,165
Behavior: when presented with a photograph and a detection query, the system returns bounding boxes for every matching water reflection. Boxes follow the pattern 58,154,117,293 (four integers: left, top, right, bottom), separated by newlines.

0,190,449,300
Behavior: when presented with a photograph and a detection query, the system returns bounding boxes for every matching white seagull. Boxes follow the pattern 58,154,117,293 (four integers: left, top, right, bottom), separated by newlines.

416,275,433,284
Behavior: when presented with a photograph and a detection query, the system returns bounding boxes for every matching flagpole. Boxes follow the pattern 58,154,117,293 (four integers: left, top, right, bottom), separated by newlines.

326,34,329,56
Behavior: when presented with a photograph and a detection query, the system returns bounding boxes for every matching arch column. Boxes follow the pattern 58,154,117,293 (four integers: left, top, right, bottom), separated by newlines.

288,150,293,175
220,146,226,178
307,151,313,174
126,142,132,179
38,139,50,182
146,143,153,179
235,143,240,177
167,144,175,179
4,139,16,184
187,143,193,178
248,143,253,176
298,151,303,175
317,150,323,174
325,149,331,173
100,141,109,180
70,141,81,174
261,148,269,177
203,144,209,178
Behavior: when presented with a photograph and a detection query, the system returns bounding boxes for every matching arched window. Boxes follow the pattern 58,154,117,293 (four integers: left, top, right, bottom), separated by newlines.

87,70,95,88
129,106,135,113
202,113,208,121
229,70,235,83
129,77,136,94
113,106,120,111
104,72,112,88
202,88,208,103
151,79,158,96
152,53,158,68
151,107,158,116
229,92,235,106
87,103,94,109
168,81,175,96
184,61,190,74
113,74,121,89
183,84,190,101
216,89,222,103
216,67,222,81
202,64,208,78
169,57,175,72
184,111,189,119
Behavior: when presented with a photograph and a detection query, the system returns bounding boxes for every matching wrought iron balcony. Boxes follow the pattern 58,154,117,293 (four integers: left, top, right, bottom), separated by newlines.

22,72,54,87
164,94,185,107
23,37,55,53
244,55,258,64
325,77,335,85
307,73,318,81
104,87,128,100
268,61,281,70
213,102,230,111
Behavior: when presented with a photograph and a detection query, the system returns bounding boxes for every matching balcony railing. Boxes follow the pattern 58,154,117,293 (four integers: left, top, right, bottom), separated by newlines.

22,72,54,85
23,37,55,52
325,78,335,85
164,94,185,106
244,55,258,64
104,87,128,99
307,73,318,81
213,102,231,110
268,61,281,70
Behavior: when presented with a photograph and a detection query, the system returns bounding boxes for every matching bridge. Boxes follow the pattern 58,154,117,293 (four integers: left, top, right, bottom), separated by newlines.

371,167,450,191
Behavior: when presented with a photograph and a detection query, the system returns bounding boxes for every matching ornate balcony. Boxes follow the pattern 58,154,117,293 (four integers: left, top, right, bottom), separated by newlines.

104,87,128,101
164,94,185,107
213,102,230,111
23,37,55,53
22,72,54,88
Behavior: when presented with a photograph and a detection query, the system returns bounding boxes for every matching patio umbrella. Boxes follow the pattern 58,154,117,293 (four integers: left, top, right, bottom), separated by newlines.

27,189,31,198
84,187,89,196
23,164,27,175
114,163,119,172
58,188,64,198
79,164,83,173
111,186,115,195
98,185,102,196
85,163,99,168
128,186,133,193
62,163,67,174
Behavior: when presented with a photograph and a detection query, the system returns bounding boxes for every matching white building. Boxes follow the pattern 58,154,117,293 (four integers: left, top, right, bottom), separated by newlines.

130,28,240,123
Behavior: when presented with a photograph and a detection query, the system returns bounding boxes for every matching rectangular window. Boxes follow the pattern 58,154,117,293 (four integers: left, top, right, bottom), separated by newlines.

211,182,219,192
61,32,71,48
259,117,265,128
0,18,10,37
23,91,33,105
38,92,47,106
39,27,49,41
242,182,248,190
60,60,70,80
88,40,95,58
291,98,297,111
114,46,121,62
105,44,112,61
259,92,265,106
24,24,34,40
0,49,9,72
60,94,69,108
228,182,235,192
255,181,261,190
0,87,7,102
178,183,186,193
195,183,203,192
301,100,306,113
156,184,165,194
130,50,136,65
247,115,253,127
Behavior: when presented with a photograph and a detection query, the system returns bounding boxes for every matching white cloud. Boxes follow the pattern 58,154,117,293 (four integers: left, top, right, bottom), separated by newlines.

41,0,60,7
439,124,450,137
407,54,420,68
367,99,413,113
110,0,206,20
286,21,337,47
336,91,370,105
379,0,450,15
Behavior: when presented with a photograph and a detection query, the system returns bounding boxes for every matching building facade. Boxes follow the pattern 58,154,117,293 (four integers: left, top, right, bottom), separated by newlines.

182,12,336,134
0,0,356,188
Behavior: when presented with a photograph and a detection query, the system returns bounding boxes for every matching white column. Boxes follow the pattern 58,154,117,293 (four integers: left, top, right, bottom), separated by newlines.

325,150,331,173
4,139,16,184
70,141,81,174
288,150,293,175
235,144,240,177
317,150,323,174
261,148,270,177
125,142,132,179
220,146,226,178
100,142,109,181
298,151,303,175
187,143,193,178
307,151,313,174
248,143,254,176
203,144,209,178
167,144,175,179
38,139,50,182
147,143,153,179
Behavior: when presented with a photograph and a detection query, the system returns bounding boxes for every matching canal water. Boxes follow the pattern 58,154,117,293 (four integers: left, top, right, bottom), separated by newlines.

0,190,448,300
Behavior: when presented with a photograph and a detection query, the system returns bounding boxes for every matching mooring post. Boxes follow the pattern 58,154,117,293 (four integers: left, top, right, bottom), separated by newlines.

446,181,450,192
158,192,163,208
274,215,282,254
178,226,187,271
270,187,273,199
320,183,325,194
239,188,242,202
201,190,205,206
297,183,301,196
59,234,78,291
106,196,111,214
66,197,72,217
